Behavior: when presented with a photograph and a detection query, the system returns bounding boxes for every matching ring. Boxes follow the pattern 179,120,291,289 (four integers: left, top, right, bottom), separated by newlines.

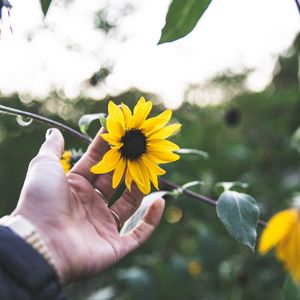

94,188,108,206
110,209,121,230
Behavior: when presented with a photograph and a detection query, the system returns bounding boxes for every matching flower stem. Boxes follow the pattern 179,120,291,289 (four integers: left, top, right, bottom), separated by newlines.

0,104,266,227
0,104,92,144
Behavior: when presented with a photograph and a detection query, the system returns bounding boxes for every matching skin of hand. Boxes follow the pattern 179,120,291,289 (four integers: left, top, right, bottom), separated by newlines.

11,128,165,284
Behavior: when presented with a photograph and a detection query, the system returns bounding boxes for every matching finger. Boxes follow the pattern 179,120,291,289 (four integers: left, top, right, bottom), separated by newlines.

26,128,65,186
31,128,64,165
70,127,109,182
110,184,144,226
120,198,165,256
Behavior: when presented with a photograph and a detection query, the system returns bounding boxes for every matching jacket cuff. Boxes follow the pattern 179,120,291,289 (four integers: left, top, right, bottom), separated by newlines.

0,226,66,300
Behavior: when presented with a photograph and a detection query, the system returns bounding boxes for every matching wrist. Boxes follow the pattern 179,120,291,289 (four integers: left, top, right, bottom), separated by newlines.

0,215,64,282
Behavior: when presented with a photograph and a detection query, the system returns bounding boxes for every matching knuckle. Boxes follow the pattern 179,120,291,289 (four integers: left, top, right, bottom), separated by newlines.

122,191,142,207
29,153,56,169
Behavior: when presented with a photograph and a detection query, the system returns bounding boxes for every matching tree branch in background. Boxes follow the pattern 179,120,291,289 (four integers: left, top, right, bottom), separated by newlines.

0,104,92,144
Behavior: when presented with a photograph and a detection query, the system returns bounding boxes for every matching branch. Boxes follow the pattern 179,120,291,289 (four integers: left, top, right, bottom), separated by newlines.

159,177,267,227
0,104,92,144
0,104,266,227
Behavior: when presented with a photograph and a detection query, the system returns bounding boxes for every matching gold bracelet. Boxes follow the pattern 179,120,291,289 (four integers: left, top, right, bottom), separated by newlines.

0,215,61,282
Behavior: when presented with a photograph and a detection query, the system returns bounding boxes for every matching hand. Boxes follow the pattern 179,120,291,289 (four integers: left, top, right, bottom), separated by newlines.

11,128,165,283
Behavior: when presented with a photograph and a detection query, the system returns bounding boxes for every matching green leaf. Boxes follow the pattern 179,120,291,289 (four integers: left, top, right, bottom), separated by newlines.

281,275,300,300
99,114,107,130
216,191,259,251
176,148,209,159
158,0,212,44
120,191,168,235
78,113,106,135
40,0,52,16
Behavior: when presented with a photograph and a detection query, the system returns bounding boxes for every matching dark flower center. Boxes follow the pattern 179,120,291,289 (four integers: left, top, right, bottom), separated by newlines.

121,129,147,160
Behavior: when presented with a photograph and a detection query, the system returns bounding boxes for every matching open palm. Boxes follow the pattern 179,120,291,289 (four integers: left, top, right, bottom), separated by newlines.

13,128,164,283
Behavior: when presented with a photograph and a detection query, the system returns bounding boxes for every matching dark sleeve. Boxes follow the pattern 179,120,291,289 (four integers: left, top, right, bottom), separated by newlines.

0,226,66,300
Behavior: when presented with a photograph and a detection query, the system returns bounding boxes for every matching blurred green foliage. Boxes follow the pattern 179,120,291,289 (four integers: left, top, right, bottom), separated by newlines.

0,31,300,300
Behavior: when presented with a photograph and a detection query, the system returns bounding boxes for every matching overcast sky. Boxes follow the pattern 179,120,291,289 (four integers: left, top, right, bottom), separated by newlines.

0,0,299,107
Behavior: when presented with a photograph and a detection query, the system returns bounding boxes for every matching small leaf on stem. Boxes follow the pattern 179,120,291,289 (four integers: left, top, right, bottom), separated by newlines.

99,114,107,130
176,148,209,159
78,113,106,135
120,191,168,235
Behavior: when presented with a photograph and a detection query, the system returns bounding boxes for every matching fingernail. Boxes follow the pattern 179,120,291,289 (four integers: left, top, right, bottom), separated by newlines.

46,128,53,139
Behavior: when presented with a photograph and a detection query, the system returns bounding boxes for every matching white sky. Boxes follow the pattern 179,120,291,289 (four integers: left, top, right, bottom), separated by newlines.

0,0,299,108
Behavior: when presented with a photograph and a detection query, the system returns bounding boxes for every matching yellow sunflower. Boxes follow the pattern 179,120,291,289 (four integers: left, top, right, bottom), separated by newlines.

60,149,83,173
259,208,300,282
90,97,181,194
60,150,72,173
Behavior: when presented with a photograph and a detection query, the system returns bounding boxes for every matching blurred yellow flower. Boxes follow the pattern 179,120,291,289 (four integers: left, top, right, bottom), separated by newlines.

91,97,181,194
259,208,300,282
60,150,83,173
60,150,72,173
187,260,202,278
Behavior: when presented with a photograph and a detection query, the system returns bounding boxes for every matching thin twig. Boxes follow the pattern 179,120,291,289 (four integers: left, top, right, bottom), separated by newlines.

0,104,92,144
158,177,266,227
0,104,267,227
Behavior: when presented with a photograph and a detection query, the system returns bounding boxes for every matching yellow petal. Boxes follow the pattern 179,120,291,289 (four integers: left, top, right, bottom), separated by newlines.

90,148,121,174
146,167,159,190
137,161,151,194
127,160,145,189
132,100,153,129
141,155,166,176
292,225,300,282
133,96,146,115
259,209,298,254
100,133,121,146
148,123,181,140
127,159,148,194
276,236,289,262
107,117,125,137
90,161,115,174
112,158,126,188
148,151,180,164
150,175,159,190
142,109,172,135
281,223,300,282
125,167,133,192
108,101,125,129
147,139,180,152
135,180,148,194
122,103,133,130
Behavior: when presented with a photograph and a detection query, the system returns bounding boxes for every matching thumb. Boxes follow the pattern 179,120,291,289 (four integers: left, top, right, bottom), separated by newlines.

38,128,65,159
28,128,65,171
